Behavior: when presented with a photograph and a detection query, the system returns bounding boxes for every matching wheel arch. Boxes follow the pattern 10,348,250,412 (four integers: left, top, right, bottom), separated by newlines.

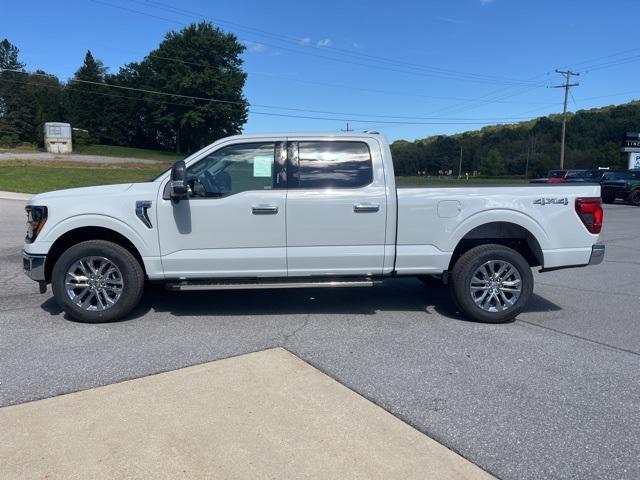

448,221,544,271
45,226,146,283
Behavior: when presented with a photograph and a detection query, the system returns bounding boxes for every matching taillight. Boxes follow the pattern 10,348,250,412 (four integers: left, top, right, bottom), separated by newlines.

575,197,603,234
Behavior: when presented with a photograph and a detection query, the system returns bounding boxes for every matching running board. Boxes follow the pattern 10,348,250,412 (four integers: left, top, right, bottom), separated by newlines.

165,277,380,292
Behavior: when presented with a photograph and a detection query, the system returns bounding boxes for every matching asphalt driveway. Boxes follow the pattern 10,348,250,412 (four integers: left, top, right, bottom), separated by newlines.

1,198,638,480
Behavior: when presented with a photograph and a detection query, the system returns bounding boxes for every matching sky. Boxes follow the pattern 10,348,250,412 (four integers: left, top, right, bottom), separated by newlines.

2,0,640,141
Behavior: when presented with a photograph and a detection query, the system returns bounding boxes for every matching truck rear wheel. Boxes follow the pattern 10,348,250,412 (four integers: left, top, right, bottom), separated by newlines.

51,240,144,323
449,244,533,324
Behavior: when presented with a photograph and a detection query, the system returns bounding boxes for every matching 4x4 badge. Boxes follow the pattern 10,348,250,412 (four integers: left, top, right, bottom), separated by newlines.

533,197,568,206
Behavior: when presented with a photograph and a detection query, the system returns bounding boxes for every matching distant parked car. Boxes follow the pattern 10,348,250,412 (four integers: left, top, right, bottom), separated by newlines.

601,170,640,205
530,170,569,184
564,170,606,183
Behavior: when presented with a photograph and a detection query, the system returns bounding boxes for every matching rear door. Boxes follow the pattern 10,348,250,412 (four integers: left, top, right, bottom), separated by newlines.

285,138,387,276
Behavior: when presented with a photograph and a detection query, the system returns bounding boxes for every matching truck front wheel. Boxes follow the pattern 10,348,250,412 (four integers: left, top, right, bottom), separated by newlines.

449,244,533,324
630,190,640,206
51,240,144,323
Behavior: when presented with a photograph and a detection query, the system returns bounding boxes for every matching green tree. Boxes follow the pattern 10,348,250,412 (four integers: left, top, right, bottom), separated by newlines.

66,51,109,143
128,21,249,153
29,70,65,144
0,38,29,144
391,101,640,176
479,149,506,177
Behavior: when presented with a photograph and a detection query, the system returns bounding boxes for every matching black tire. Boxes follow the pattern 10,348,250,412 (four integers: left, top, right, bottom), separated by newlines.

417,274,445,287
601,192,616,204
51,240,144,323
630,190,640,207
449,244,533,324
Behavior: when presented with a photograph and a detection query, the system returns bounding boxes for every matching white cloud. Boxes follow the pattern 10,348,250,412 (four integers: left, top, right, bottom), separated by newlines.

436,16,471,25
316,38,333,47
299,37,312,46
243,41,266,53
480,0,495,5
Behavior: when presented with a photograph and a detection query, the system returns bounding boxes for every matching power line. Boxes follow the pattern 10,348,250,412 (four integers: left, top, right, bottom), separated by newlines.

577,89,640,102
559,47,640,70
425,46,640,118
0,69,537,122
134,0,550,86
90,0,548,87
581,55,640,73
87,42,560,106
570,91,579,110
0,75,523,126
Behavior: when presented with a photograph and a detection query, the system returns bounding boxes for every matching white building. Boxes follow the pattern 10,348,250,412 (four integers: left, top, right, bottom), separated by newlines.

44,122,72,154
622,132,640,170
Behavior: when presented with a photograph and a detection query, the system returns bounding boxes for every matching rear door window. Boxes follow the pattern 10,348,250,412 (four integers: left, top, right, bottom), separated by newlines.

294,141,373,189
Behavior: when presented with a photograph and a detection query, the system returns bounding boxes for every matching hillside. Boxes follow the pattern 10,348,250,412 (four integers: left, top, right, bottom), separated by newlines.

391,100,640,177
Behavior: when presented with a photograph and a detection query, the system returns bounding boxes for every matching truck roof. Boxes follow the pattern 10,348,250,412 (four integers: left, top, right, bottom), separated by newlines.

222,131,385,141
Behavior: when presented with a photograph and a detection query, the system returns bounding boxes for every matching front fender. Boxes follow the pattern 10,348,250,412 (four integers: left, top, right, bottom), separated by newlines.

40,214,156,257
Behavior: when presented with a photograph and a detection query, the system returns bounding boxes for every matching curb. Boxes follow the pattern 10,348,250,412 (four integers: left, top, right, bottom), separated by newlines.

0,191,33,201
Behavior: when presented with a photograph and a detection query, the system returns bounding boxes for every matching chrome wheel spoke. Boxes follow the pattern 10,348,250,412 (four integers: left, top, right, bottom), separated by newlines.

80,291,96,309
470,260,522,313
65,256,124,311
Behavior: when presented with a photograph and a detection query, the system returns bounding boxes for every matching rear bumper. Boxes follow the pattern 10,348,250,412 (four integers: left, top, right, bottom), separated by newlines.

588,244,605,266
540,244,604,272
22,250,46,282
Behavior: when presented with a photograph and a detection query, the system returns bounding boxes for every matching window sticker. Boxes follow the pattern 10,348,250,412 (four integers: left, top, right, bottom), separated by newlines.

253,155,273,177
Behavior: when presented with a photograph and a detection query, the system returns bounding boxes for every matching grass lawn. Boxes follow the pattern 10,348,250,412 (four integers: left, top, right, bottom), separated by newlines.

0,161,169,194
396,176,528,186
73,144,182,162
0,161,529,195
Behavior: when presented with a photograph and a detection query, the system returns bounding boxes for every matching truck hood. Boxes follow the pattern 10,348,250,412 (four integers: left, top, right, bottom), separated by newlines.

29,183,135,204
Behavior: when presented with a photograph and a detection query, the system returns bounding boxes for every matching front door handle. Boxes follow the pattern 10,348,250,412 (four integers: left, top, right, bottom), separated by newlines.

252,205,279,215
353,203,380,213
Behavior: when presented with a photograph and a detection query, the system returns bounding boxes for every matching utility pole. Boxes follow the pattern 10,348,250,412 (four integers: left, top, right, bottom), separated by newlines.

552,69,580,169
341,122,352,132
458,146,463,178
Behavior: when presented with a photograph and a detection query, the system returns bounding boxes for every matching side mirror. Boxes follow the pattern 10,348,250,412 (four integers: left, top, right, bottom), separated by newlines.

170,160,187,201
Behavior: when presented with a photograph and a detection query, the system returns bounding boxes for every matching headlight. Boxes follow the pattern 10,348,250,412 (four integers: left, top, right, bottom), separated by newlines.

25,206,48,243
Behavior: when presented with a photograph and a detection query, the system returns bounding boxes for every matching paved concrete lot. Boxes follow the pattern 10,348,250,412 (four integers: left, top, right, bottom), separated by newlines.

1,197,639,480
0,348,493,480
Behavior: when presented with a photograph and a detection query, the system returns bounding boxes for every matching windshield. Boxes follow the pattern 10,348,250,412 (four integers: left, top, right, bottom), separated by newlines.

548,170,566,178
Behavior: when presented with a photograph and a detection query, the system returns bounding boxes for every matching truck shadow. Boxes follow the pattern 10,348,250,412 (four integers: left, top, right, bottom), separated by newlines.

122,277,560,323
40,277,561,323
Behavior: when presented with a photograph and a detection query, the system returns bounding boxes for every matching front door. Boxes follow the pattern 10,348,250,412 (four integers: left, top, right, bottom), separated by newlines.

157,140,287,278
285,138,387,276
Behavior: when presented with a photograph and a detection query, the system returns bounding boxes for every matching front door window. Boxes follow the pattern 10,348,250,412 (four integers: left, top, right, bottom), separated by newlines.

186,142,276,198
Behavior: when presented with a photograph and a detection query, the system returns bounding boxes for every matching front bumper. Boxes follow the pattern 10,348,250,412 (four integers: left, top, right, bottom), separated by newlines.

22,250,46,282
588,244,605,266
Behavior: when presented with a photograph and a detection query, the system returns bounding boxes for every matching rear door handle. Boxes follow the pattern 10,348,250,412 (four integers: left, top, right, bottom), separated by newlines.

353,203,380,213
252,205,279,215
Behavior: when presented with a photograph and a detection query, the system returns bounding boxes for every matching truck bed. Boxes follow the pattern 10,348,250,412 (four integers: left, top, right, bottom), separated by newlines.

393,184,601,273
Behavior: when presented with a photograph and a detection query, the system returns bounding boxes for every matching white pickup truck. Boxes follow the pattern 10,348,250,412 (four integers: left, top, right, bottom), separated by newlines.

22,132,604,324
